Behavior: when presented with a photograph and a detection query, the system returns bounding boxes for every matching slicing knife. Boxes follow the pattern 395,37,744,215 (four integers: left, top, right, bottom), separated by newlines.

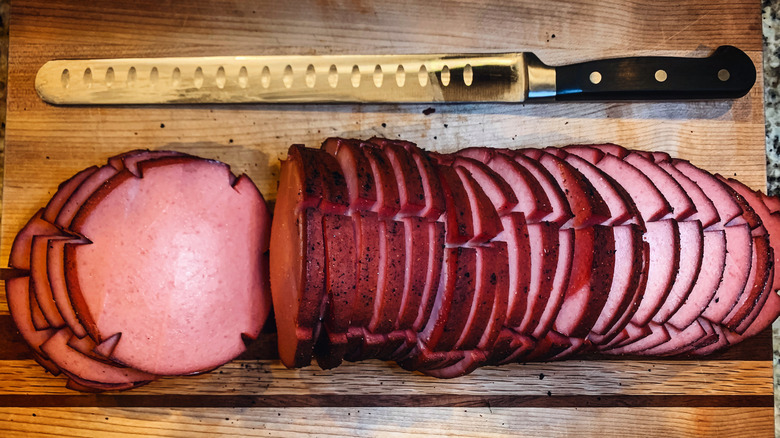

35,46,756,105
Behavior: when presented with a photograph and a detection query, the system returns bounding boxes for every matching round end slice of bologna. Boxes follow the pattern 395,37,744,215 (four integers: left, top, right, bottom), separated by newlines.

64,157,271,375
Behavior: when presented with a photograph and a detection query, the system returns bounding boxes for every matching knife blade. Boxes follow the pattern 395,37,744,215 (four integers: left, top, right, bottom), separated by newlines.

35,46,755,105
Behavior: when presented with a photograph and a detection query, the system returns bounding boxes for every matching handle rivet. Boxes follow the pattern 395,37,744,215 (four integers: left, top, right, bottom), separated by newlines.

589,71,602,85
655,69,668,82
718,69,730,82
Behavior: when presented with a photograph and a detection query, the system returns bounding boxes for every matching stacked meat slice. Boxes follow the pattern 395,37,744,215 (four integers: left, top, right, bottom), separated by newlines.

7,150,271,390
270,139,780,377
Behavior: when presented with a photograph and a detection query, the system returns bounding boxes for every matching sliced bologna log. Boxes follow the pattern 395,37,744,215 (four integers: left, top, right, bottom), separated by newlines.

42,166,99,223
30,235,69,329
655,158,720,228
588,240,651,347
438,165,475,245
513,223,562,333
507,152,573,226
567,148,671,222
528,150,612,228
603,322,670,355
622,152,695,221
458,150,552,223
726,290,780,342
6,276,60,375
454,166,503,244
529,228,575,340
67,332,119,365
395,217,432,329
361,145,401,218
401,141,446,220
418,247,478,352
321,138,376,211
9,210,63,270
451,156,518,215
322,214,358,336
108,149,189,177
368,219,406,333
588,143,630,159
350,211,381,330
47,238,90,339
30,288,50,331
720,180,775,328
412,221,447,331
519,150,617,338
54,165,121,228
589,224,645,335
652,221,704,325
700,224,753,324
496,213,532,328
666,230,728,330
315,214,358,369
553,226,615,338
454,243,508,350
721,180,780,332
671,159,743,226
762,193,780,213
67,157,270,375
272,177,325,366
557,150,638,226
690,323,730,356
722,233,771,330
631,220,680,326
366,137,426,216
638,319,708,356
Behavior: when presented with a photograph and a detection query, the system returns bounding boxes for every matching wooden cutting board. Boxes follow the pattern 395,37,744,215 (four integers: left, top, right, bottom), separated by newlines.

0,0,772,436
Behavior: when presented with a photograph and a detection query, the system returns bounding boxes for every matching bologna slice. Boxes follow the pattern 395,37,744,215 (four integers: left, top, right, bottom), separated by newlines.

367,138,426,216
461,150,552,222
65,157,270,375
6,276,60,374
41,328,157,387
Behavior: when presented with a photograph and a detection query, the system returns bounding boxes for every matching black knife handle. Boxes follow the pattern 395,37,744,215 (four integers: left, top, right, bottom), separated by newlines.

553,46,756,101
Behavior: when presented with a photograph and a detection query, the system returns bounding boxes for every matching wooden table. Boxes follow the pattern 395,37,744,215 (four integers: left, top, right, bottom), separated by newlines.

0,0,772,436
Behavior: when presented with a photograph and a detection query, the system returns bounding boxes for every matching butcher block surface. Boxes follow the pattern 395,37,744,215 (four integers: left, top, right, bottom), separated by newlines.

0,0,772,436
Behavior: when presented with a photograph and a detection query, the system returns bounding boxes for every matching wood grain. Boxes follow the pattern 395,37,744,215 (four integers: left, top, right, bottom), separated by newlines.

0,407,772,437
0,359,773,397
0,0,770,436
